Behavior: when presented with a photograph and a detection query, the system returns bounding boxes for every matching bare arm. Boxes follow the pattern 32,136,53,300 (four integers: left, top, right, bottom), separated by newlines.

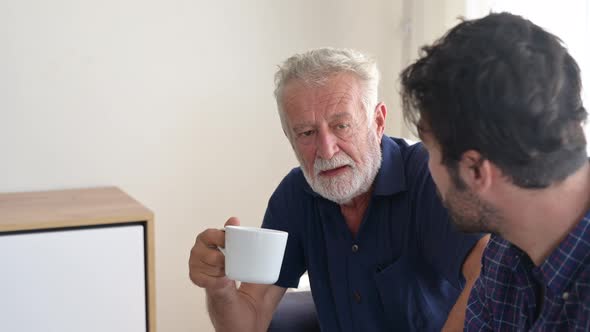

441,235,490,332
207,282,286,332
189,217,287,331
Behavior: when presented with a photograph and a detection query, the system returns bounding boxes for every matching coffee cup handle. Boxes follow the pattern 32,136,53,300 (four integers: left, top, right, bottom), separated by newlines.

217,246,226,255
217,229,226,255
207,243,226,255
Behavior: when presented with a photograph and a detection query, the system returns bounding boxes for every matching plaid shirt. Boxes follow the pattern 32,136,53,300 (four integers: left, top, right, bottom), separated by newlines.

465,210,590,331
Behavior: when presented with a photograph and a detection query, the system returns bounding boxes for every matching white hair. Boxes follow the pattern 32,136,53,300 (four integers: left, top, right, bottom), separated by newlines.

273,48,381,138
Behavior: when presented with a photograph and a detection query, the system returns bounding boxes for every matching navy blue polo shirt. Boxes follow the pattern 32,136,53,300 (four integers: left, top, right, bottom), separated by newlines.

262,136,481,331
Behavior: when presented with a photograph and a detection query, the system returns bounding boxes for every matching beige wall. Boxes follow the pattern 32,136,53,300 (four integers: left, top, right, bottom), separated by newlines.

0,0,465,330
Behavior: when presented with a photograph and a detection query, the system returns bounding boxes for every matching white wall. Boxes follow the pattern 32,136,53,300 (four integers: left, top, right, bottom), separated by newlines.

466,0,590,153
399,0,469,138
0,0,465,330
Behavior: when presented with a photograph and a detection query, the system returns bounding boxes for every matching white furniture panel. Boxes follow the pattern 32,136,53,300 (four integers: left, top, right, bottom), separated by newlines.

0,224,147,332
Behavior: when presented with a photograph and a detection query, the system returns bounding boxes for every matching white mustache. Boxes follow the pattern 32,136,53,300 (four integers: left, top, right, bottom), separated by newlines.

313,153,355,174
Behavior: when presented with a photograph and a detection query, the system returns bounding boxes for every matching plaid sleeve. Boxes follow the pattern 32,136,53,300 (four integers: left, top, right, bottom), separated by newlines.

465,265,493,331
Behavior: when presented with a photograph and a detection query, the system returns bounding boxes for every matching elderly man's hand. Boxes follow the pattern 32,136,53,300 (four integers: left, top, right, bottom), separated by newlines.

189,217,240,290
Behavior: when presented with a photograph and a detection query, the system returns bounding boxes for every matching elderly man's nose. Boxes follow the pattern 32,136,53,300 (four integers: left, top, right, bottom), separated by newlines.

316,131,339,159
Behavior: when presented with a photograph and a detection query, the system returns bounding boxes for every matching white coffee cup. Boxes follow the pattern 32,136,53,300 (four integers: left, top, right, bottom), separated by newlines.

219,226,288,284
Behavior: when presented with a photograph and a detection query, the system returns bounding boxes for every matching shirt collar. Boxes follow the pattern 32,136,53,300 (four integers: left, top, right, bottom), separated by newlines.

372,136,407,196
500,238,526,271
535,210,590,295
302,136,407,197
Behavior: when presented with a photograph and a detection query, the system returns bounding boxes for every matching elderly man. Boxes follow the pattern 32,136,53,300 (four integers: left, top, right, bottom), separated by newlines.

190,48,486,331
400,13,590,330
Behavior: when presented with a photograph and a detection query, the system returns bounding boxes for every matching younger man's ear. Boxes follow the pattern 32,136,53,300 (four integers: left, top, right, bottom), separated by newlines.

459,150,492,192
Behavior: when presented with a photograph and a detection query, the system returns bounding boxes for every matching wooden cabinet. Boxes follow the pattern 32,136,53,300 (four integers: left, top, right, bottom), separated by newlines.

0,187,156,332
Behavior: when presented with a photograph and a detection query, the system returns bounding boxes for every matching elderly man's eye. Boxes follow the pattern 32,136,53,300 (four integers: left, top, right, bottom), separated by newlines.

298,130,315,137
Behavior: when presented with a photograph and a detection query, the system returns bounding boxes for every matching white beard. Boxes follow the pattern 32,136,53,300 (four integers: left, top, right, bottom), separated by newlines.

297,132,382,204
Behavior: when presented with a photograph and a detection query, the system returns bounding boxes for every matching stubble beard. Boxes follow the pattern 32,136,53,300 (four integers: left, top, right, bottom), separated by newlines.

442,185,500,234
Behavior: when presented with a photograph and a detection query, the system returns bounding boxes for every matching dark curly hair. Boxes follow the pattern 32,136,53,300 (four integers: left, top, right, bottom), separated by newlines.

400,12,588,188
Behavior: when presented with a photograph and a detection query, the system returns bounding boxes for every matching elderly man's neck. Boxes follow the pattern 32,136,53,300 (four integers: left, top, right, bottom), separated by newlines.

339,190,373,237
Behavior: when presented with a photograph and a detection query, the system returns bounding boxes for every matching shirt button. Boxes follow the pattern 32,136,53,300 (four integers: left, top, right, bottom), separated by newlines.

352,244,359,253
353,291,361,303
562,292,570,300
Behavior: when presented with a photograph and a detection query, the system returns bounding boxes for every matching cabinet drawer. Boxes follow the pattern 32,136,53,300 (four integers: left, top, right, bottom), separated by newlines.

0,223,148,332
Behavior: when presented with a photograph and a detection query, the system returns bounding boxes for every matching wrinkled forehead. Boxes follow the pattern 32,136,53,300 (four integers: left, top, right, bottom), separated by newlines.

280,73,365,112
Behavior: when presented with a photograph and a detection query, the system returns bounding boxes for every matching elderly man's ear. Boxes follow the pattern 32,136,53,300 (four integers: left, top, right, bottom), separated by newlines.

373,102,387,141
